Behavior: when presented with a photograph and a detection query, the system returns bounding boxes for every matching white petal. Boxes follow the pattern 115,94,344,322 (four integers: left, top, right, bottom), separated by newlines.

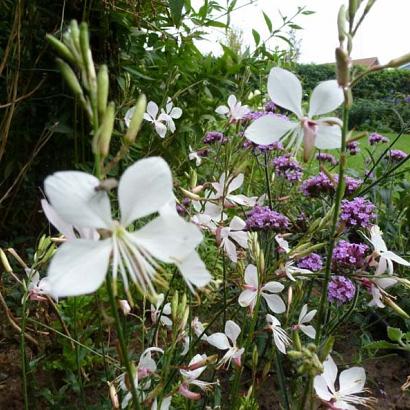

230,216,246,231
268,67,303,117
167,118,176,133
229,231,249,249
313,375,333,402
131,215,202,263
302,309,317,324
215,105,229,115
382,250,410,267
147,101,159,119
46,239,112,297
300,325,316,339
44,171,112,230
228,194,257,207
369,225,387,251
244,115,297,146
273,332,287,354
245,264,258,288
170,107,182,119
238,289,257,308
298,304,308,323
261,281,284,294
339,367,366,396
41,199,76,239
225,320,241,345
266,313,280,327
177,251,211,289
207,333,231,350
155,121,167,138
314,124,342,149
322,355,338,393
119,157,173,226
227,95,237,109
223,238,238,263
124,107,135,128
262,293,286,314
308,80,344,117
227,174,244,194
143,112,153,122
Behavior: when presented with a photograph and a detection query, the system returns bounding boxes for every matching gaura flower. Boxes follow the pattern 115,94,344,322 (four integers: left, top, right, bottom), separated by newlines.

207,320,244,368
293,304,316,339
191,200,226,231
161,97,182,133
366,273,397,308
245,67,344,160
366,225,410,275
266,314,291,354
215,94,250,121
141,101,170,138
192,316,208,342
314,355,373,410
239,264,286,313
278,260,313,282
150,293,172,328
188,146,204,166
43,157,210,299
211,173,257,207
218,216,248,263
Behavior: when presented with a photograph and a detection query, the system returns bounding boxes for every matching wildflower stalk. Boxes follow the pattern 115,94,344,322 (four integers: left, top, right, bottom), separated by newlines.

263,152,273,209
20,291,29,410
315,102,350,344
106,277,141,410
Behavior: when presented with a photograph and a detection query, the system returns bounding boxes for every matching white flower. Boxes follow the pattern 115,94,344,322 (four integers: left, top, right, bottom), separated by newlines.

293,304,316,339
192,316,208,341
192,200,226,231
245,67,344,160
141,101,171,138
119,299,131,316
215,94,250,121
161,97,182,133
188,146,203,166
151,293,172,327
314,355,372,410
219,216,248,263
275,234,290,253
266,314,291,354
211,173,257,207
367,225,410,275
151,397,171,410
25,268,49,301
279,260,312,282
367,273,397,308
207,320,244,368
239,264,286,314
43,157,210,299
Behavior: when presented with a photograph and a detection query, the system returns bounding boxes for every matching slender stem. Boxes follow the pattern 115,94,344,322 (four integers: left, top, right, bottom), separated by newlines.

223,253,227,325
73,298,86,405
20,293,29,410
274,349,290,410
264,152,273,209
315,104,350,344
106,278,141,410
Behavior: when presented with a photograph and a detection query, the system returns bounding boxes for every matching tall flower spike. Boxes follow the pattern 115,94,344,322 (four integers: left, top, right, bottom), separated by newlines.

244,67,344,160
43,157,210,299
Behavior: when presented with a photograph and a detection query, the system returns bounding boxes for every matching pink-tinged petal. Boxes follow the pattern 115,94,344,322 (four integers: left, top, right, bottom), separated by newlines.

41,199,76,239
262,293,286,314
155,121,167,138
244,264,258,288
322,355,338,393
267,67,303,118
207,333,231,350
178,384,201,400
238,289,257,309
227,95,237,109
308,80,344,117
300,324,316,339
46,239,112,298
314,123,341,149
339,367,366,396
147,101,159,119
230,216,246,231
376,257,388,275
223,238,238,263
313,375,333,402
119,157,174,226
215,105,229,115
177,251,211,290
245,115,297,146
382,250,410,267
225,320,241,345
44,171,112,230
375,277,397,289
131,215,202,263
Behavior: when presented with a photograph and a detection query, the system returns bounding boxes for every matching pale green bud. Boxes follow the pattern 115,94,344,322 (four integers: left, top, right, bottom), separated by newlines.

70,20,81,51
384,298,410,319
97,65,109,118
46,35,76,64
0,249,12,273
190,169,198,190
348,0,358,23
335,47,350,87
97,102,115,157
319,336,334,362
252,345,259,368
171,291,179,322
124,94,146,144
56,58,83,96
337,5,347,44
387,53,410,68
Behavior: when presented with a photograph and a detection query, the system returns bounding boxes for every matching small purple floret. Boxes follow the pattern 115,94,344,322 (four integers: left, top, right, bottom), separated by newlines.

388,149,407,162
297,253,323,272
340,197,376,229
316,152,338,166
328,275,356,304
272,154,303,182
245,206,290,232
369,133,389,145
203,131,227,145
347,141,360,155
332,240,369,273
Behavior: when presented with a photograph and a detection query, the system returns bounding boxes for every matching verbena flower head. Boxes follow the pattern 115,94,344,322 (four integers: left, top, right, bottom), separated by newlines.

316,152,338,166
388,149,408,162
243,139,284,154
314,355,373,410
332,240,369,273
203,131,227,145
301,173,361,197
340,197,376,229
347,141,360,155
328,276,356,304
42,157,211,299
369,132,389,145
264,100,276,112
245,67,344,160
245,206,290,232
272,154,303,182
297,253,323,272
215,95,250,121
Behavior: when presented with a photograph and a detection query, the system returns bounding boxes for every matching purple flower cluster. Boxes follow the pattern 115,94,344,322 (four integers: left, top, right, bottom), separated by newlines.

369,133,389,145
328,276,356,304
245,206,290,232
316,152,338,166
332,240,369,273
388,149,408,162
297,253,323,272
340,197,376,229
264,101,276,112
300,173,361,197
243,139,284,154
203,131,227,145
347,141,360,155
272,154,303,182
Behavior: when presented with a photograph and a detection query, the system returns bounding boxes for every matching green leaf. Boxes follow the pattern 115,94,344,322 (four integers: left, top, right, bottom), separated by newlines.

205,20,226,28
302,10,315,15
288,23,303,30
262,11,272,32
123,66,154,81
387,326,403,342
252,29,260,46
365,340,398,350
169,0,185,27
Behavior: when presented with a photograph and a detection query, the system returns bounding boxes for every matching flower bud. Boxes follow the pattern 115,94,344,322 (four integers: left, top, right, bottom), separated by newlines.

319,336,334,362
190,169,198,190
348,0,358,23
79,22,97,91
287,350,303,359
180,188,201,201
384,298,410,319
108,382,120,409
0,249,12,273
69,20,81,52
124,94,146,145
337,5,346,44
56,58,83,96
97,65,109,118
118,299,131,316
252,345,259,368
171,291,179,322
386,53,410,68
97,102,115,157
46,35,76,64
335,47,350,87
